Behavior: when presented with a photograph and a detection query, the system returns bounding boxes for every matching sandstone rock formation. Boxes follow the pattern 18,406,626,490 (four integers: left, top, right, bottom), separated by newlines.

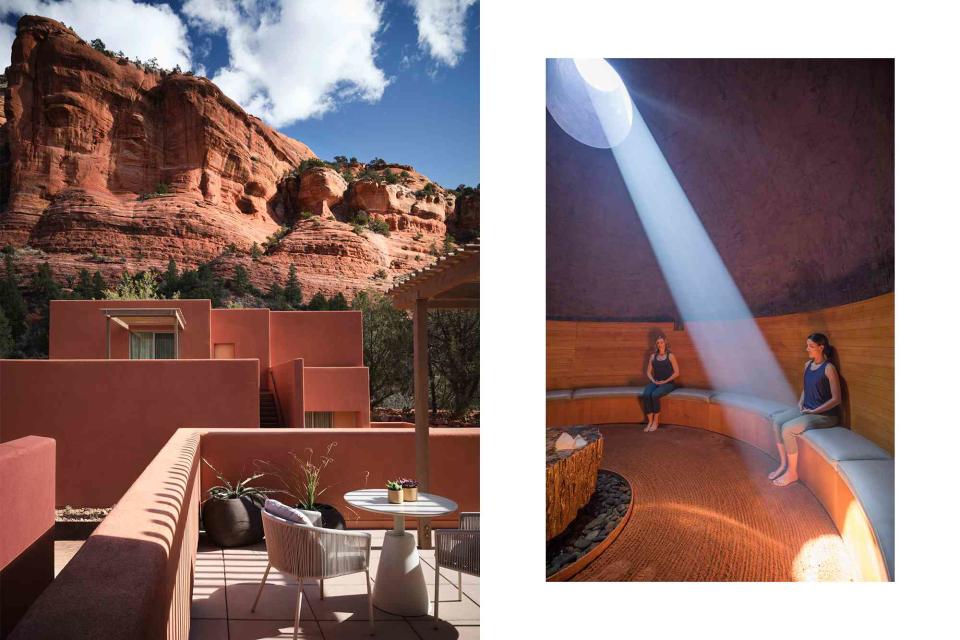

0,16,477,300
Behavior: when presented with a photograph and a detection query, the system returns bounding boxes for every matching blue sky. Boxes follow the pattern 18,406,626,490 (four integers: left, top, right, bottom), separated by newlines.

0,0,479,188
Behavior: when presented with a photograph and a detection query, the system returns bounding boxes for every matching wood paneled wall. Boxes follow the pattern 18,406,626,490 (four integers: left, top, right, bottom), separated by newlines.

547,293,894,453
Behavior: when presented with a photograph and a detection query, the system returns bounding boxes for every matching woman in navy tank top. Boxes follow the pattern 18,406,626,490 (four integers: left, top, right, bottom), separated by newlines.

769,333,842,486
640,335,680,432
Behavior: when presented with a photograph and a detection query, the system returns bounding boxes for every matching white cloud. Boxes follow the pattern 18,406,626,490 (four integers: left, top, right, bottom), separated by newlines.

0,0,193,72
182,0,389,128
407,0,476,67
0,21,15,72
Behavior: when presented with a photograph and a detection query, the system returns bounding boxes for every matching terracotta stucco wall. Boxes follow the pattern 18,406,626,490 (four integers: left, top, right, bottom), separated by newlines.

271,358,304,428
49,299,212,359
303,367,371,427
0,359,259,505
199,428,480,528
0,436,55,638
547,58,894,321
269,311,364,368
211,308,271,388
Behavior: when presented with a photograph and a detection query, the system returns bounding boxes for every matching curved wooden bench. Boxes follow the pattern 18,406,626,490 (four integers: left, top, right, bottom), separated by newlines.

796,428,893,581
546,386,894,581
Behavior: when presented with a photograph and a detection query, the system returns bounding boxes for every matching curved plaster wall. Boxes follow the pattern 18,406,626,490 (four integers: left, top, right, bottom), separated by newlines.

547,58,893,321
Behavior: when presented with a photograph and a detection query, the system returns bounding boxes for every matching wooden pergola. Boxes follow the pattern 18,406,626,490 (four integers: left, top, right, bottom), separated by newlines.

387,243,479,548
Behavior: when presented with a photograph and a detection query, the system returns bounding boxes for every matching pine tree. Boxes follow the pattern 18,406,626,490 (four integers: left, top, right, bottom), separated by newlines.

283,264,303,308
159,259,179,298
306,292,328,310
232,264,252,295
329,292,349,310
91,271,107,299
0,252,28,340
0,306,14,357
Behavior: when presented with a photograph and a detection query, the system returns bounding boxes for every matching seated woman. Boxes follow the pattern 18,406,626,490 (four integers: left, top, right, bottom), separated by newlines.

769,332,842,486
641,335,680,432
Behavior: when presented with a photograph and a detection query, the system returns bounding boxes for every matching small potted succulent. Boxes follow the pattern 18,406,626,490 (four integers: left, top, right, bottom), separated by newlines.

201,459,272,547
386,480,404,504
399,477,419,502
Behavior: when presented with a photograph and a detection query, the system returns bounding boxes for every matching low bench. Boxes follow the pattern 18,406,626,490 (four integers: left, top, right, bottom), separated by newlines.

546,386,894,581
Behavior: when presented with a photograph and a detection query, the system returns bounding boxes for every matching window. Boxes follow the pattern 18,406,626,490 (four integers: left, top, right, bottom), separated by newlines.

305,412,333,428
130,332,176,359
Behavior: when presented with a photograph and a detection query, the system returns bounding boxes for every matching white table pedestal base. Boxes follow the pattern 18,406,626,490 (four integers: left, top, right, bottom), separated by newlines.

372,529,429,616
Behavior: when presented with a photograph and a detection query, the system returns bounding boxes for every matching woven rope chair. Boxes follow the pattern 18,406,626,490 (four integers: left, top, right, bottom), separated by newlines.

254,511,374,638
433,512,480,623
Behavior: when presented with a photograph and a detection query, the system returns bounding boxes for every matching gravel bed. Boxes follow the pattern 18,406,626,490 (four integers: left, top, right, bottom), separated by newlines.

56,506,111,522
546,470,630,578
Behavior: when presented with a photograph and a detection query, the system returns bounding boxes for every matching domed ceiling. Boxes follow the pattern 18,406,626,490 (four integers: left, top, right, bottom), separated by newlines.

546,58,893,321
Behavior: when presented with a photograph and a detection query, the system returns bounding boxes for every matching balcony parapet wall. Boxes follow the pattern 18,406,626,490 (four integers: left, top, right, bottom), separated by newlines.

0,359,260,506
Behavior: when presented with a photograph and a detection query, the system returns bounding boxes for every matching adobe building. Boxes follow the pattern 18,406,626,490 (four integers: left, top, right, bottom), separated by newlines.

0,299,372,505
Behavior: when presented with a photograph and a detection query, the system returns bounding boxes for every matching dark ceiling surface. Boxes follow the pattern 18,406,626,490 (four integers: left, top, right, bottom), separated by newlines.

547,58,894,321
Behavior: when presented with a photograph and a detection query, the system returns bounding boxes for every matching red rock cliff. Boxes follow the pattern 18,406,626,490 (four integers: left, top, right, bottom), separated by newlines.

0,16,474,299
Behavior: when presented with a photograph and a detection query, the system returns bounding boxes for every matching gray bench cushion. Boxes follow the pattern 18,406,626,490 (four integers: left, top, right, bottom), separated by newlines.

546,389,573,401
572,386,645,400
710,392,792,419
664,388,715,403
838,459,895,580
801,427,891,467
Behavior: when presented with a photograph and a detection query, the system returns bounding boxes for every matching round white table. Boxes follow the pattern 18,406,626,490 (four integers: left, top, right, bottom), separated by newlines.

344,488,457,616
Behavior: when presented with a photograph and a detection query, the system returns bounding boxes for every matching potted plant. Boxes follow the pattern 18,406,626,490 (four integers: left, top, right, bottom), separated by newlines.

399,477,419,501
256,445,347,529
386,480,404,504
201,459,271,547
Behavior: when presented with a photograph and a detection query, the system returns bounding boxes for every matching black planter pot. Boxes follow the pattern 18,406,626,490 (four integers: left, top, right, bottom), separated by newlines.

298,503,346,530
202,496,264,547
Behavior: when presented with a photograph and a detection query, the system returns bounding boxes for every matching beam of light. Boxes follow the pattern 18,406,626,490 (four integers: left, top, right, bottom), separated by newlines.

550,58,793,404
546,59,632,149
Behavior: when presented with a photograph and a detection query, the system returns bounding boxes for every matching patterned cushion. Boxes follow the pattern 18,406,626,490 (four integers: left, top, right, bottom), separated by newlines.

264,498,312,526
801,427,891,468
838,459,895,580
546,389,573,401
710,392,793,418
572,386,646,400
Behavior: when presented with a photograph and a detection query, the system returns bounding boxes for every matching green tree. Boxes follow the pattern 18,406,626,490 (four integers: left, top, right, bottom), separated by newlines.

266,283,288,310
231,264,253,295
91,271,107,299
428,309,480,418
105,271,161,300
328,292,349,310
283,264,303,307
176,263,226,307
0,252,28,340
250,242,263,260
351,291,413,406
0,307,13,357
306,292,328,310
159,259,180,298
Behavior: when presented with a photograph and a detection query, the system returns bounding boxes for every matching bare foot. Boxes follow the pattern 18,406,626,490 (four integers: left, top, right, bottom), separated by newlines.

767,465,787,480
773,471,798,487
648,417,659,432
643,423,652,432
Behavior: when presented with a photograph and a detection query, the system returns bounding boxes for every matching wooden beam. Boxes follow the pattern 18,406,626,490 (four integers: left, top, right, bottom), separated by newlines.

390,252,479,309
413,297,432,548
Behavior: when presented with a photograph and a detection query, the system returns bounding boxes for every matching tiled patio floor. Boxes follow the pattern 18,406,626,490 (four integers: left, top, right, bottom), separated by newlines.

192,531,479,640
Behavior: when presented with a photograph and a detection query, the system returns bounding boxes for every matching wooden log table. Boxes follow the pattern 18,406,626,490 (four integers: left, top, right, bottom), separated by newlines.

546,426,604,540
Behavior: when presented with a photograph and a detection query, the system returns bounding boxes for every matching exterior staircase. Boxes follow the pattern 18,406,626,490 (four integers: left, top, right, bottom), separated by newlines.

259,391,282,428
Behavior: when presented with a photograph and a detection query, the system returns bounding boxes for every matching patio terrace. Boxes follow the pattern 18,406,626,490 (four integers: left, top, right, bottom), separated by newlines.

14,427,479,639
191,533,479,639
